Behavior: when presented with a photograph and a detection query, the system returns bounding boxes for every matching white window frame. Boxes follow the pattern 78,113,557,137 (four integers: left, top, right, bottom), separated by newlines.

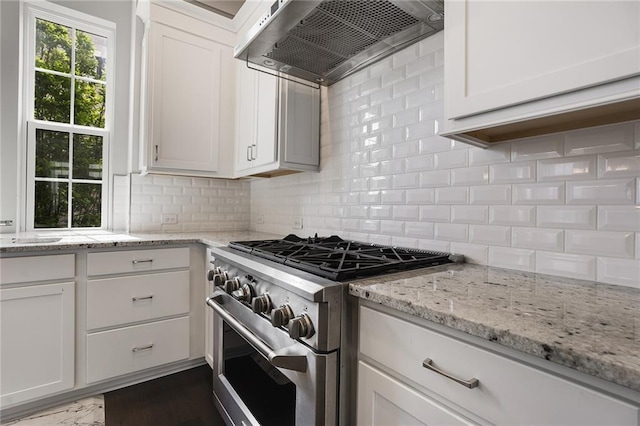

23,1,115,231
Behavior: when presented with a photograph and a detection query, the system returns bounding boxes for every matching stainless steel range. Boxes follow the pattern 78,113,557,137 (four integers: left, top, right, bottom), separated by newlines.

206,235,460,426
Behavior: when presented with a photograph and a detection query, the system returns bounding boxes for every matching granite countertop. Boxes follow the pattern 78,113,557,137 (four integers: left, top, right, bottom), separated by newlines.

0,230,281,253
3,231,639,393
349,263,640,393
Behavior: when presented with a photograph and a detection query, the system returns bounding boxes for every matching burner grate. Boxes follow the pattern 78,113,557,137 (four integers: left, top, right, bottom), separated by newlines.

229,235,453,281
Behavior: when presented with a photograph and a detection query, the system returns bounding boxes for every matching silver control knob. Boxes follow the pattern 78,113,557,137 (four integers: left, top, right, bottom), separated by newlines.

213,271,228,287
206,267,222,281
223,277,241,294
288,314,315,339
270,304,293,327
231,284,253,303
251,294,272,314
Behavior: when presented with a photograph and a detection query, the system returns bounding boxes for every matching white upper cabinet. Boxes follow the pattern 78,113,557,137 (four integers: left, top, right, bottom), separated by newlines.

234,63,320,178
442,1,640,146
138,2,236,177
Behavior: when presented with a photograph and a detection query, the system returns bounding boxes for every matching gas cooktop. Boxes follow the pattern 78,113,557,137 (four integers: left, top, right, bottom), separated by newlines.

229,234,459,281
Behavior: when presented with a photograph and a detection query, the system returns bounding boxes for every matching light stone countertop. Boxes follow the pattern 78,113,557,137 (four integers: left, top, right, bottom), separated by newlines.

0,230,281,253
2,231,638,393
349,263,640,393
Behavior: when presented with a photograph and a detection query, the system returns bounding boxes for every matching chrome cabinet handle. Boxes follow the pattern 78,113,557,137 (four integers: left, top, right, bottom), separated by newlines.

207,291,307,372
132,343,154,352
132,295,153,302
251,144,256,160
422,358,479,389
154,145,159,162
132,258,153,264
247,146,252,161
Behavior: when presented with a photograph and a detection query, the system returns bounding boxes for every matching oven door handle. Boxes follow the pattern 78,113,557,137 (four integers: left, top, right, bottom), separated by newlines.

207,293,308,373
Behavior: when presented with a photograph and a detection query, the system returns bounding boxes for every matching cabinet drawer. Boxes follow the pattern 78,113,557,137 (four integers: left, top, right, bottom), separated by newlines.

360,306,639,425
1,254,74,284
87,247,189,276
86,316,189,383
87,270,189,330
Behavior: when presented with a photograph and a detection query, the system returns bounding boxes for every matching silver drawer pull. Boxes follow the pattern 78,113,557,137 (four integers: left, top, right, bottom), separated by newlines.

132,258,153,264
132,295,153,302
422,358,479,389
132,343,154,352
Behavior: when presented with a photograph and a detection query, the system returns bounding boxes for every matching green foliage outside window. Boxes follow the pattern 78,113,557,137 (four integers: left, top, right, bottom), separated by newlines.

33,18,107,228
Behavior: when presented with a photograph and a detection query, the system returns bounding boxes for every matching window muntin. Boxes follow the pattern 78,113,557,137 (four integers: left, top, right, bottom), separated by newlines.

25,4,113,230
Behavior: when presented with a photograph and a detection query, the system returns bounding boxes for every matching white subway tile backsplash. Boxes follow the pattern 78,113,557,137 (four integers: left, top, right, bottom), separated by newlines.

420,205,451,222
451,166,488,186
451,205,488,224
513,182,564,205
419,239,451,253
468,144,511,166
470,185,511,205
435,187,469,204
368,58,393,78
566,178,635,204
512,227,564,252
393,75,421,98
406,120,437,140
370,147,393,162
511,134,564,162
361,191,381,204
450,243,488,264
434,223,468,242
406,188,435,204
370,205,392,219
380,220,405,235
420,136,452,154
393,140,420,158
489,205,536,226
564,122,635,156
381,68,405,87
381,97,405,116
405,221,434,239
393,205,420,221
488,247,535,271
370,176,392,190
350,206,369,218
380,159,405,175
489,162,535,184
370,87,393,106
597,257,640,288
469,225,510,246
381,190,406,204
537,206,596,229
565,230,635,258
537,155,596,182
598,206,640,231
420,170,450,187
435,149,469,170
405,154,435,172
536,252,596,280
597,150,640,178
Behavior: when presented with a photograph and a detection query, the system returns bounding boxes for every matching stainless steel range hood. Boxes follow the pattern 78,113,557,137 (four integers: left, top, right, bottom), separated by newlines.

235,0,444,86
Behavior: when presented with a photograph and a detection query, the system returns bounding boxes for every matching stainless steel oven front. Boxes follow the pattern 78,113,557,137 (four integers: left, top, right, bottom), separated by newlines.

205,247,342,426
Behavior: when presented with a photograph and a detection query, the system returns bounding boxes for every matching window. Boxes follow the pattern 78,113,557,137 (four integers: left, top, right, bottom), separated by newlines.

24,2,114,230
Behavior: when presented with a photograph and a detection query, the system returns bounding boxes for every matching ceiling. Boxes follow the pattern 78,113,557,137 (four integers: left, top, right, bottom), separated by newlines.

185,0,246,18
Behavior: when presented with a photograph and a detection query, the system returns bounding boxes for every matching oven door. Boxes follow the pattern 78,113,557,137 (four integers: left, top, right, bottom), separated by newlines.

207,292,338,426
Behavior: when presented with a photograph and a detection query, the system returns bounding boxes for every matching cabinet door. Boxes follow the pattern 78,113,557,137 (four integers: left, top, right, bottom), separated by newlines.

357,361,473,426
148,22,224,172
0,282,75,406
446,1,640,119
279,79,320,167
234,65,278,173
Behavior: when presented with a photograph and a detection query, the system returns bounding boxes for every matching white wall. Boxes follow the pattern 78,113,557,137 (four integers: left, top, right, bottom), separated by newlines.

0,0,134,232
250,32,640,288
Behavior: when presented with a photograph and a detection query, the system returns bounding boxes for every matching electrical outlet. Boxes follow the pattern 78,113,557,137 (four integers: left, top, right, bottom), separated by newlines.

161,214,178,224
292,218,303,230
256,216,264,224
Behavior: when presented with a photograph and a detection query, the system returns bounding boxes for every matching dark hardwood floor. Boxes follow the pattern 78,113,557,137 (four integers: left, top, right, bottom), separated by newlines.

104,365,226,426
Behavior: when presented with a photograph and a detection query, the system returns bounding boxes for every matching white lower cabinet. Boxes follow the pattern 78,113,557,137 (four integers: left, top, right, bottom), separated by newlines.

85,247,191,383
358,304,640,425
86,317,189,383
358,361,472,426
0,255,75,407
